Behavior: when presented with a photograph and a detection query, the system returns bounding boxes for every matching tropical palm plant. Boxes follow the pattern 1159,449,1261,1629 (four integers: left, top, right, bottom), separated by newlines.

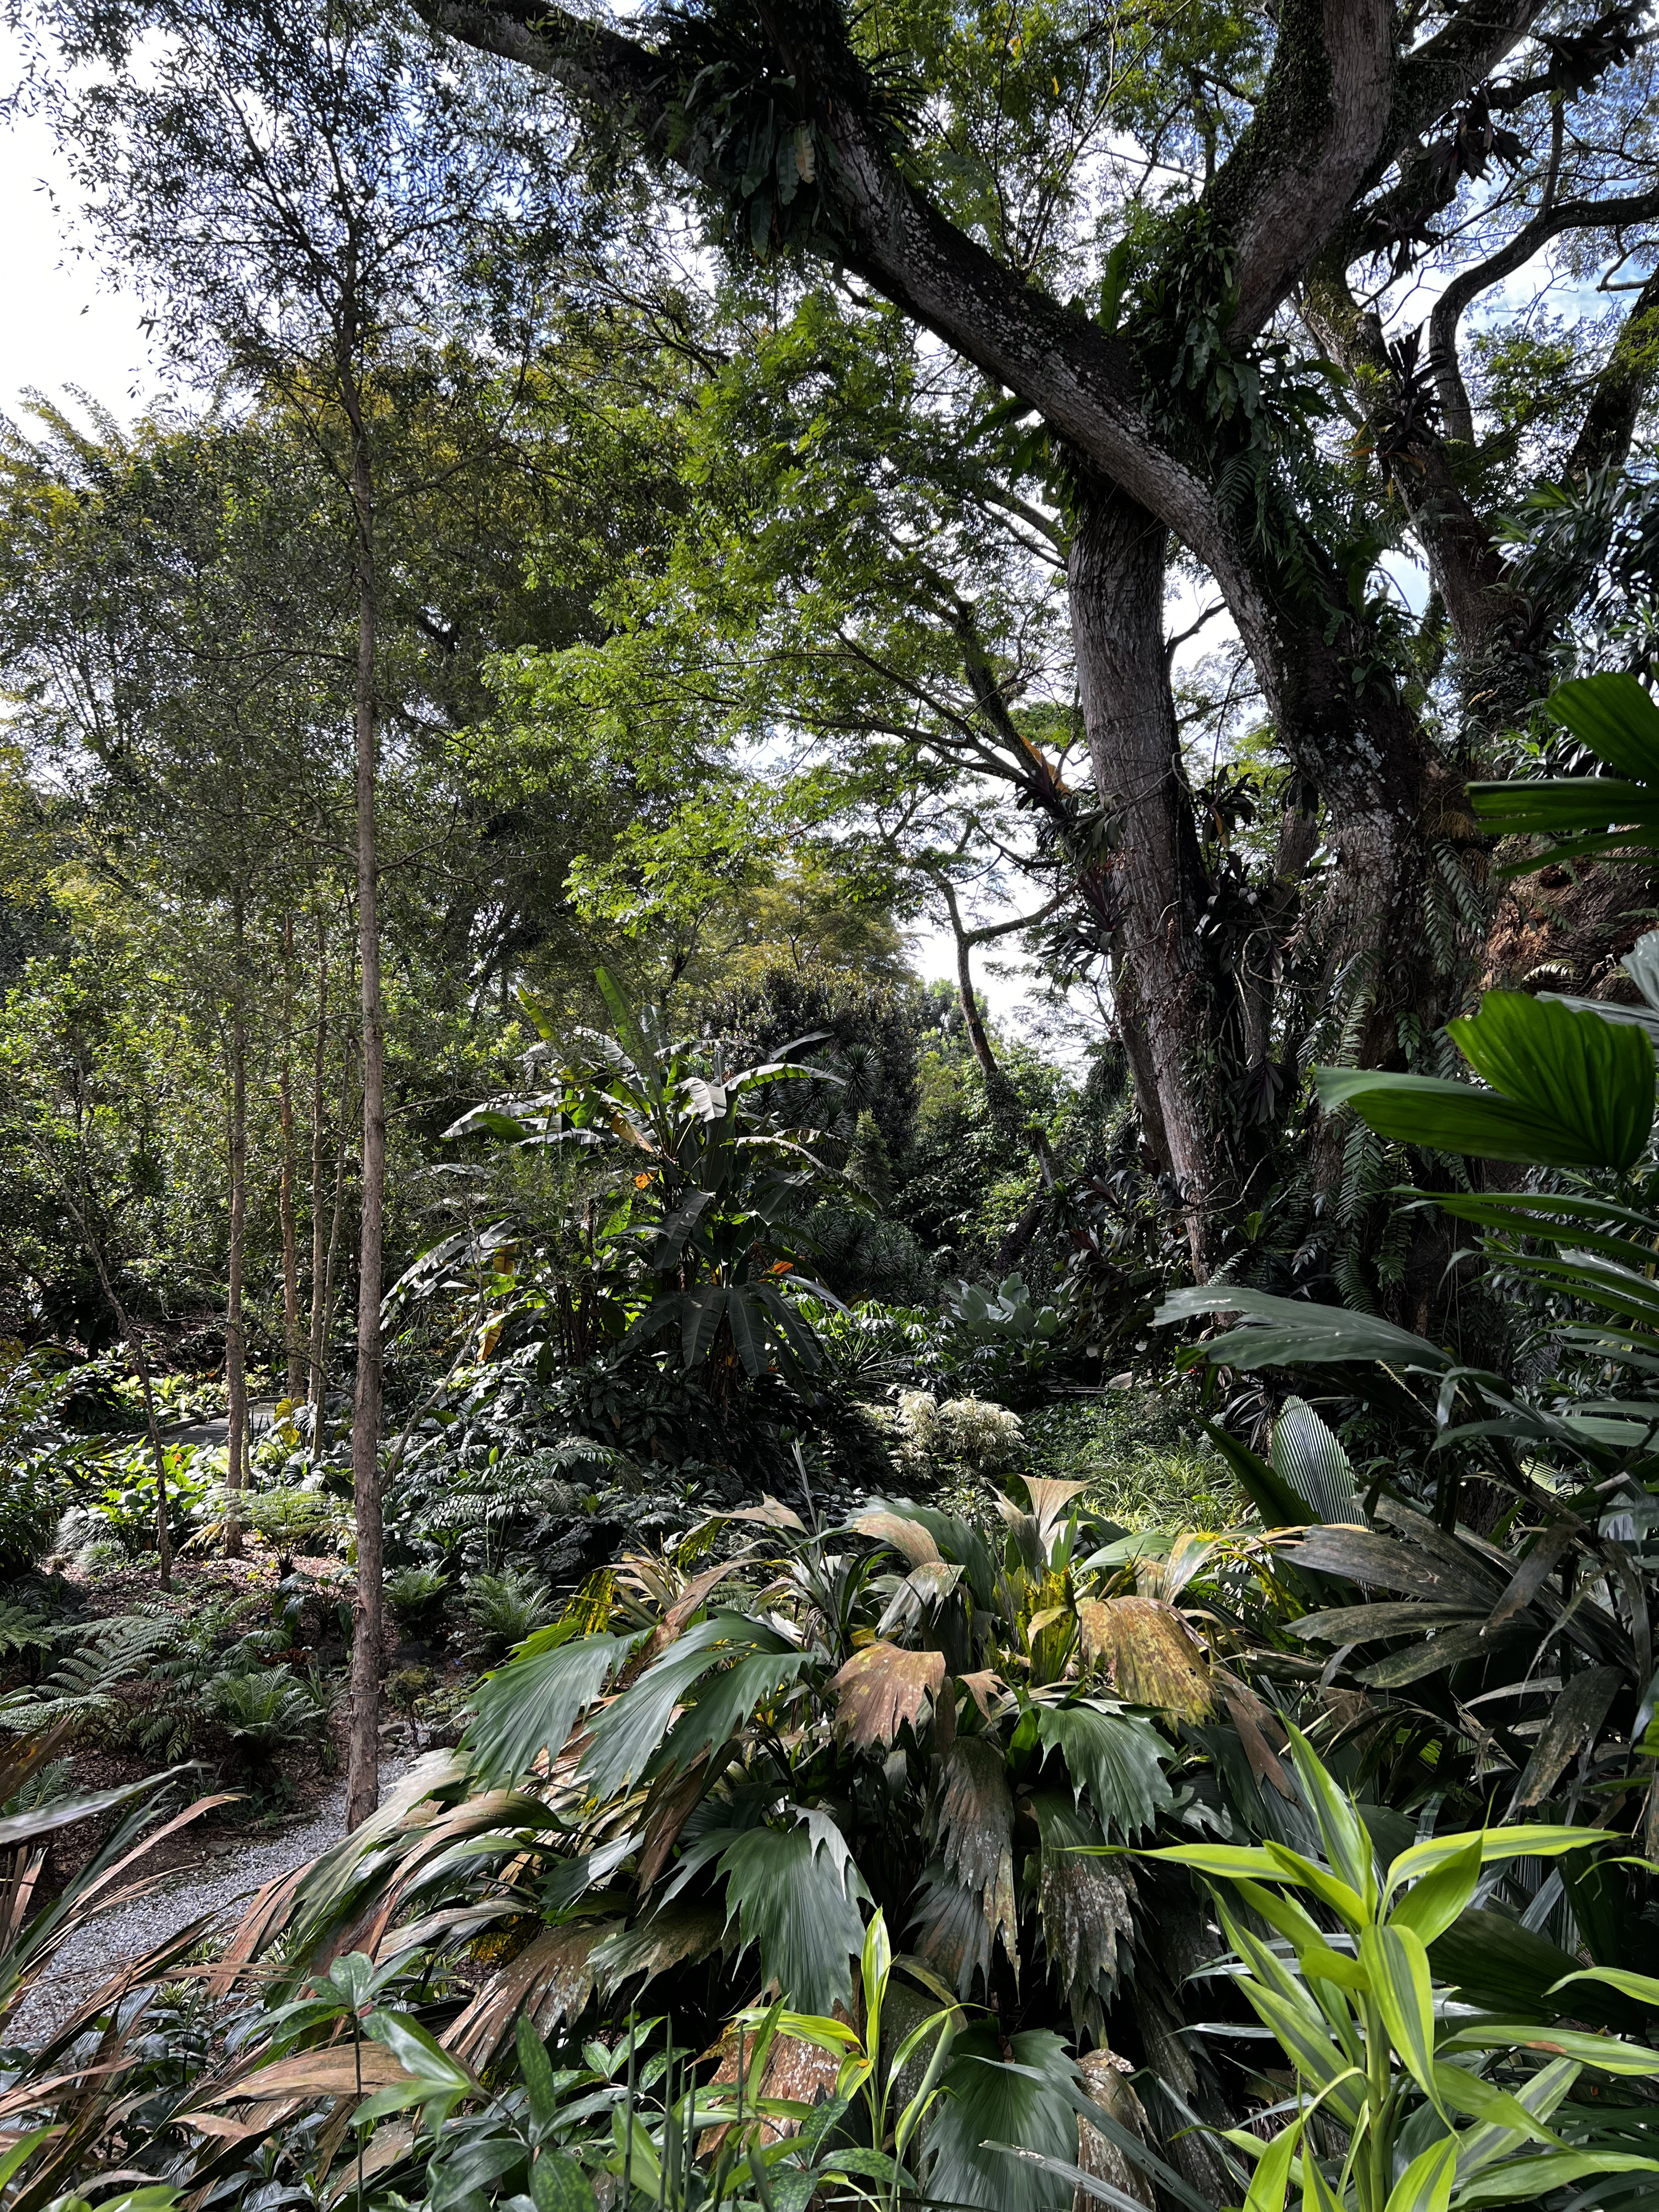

447,968,853,1387
1158,666,1659,1921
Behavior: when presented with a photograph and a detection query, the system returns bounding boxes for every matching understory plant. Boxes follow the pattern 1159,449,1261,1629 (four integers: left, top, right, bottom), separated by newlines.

448,968,853,1391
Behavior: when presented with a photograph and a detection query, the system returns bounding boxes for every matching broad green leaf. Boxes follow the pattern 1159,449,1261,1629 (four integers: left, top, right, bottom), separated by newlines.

1546,670,1659,776
1154,1286,1450,1373
714,1809,868,2014
1383,2135,1457,2212
1196,1415,1311,1525
1263,1841,1369,1933
1439,2023,1659,2075
1317,992,1654,1172
581,1614,783,1798
1244,2118,1302,2212
0,2130,50,2192
1386,1827,1604,1900
1301,1942,1368,1992
1136,1844,1294,1880
1451,2151,1659,2206
1237,1981,1363,2118
664,1648,813,1768
530,2152,598,2212
1035,1702,1172,1839
1430,2062,1561,2146
1390,1835,1482,1948
1233,1877,1328,1957
925,2026,1079,2212
364,2010,473,2089
1360,1924,1438,2100
517,2015,560,2135
1283,1725,1374,1906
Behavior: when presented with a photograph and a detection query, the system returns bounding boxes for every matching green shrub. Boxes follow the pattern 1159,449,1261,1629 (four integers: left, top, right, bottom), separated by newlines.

385,1564,449,1638
461,1566,556,1657
204,1665,325,1760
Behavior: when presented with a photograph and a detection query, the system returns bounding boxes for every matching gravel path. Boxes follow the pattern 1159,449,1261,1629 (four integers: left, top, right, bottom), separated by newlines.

14,1754,414,2043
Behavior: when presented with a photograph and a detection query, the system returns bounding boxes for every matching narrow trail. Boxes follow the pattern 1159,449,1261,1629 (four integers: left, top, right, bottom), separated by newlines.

13,1755,414,2043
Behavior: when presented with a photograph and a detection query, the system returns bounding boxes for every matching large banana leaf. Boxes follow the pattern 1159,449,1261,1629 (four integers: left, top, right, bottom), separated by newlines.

1316,993,1654,1172
1155,1285,1451,1373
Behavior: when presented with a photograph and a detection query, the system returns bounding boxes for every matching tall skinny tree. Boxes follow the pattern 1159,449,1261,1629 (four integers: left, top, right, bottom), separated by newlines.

17,0,567,1823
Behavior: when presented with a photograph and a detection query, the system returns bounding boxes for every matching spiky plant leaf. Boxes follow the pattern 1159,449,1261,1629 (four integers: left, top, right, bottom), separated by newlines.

710,1809,868,2013
661,1649,814,1768
580,1614,790,1797
463,1630,631,1785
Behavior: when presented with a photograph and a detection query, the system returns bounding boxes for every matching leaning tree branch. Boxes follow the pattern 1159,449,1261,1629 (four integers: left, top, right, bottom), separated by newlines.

422,0,1292,727
1568,259,1659,478
1431,171,1659,445
1208,0,1397,343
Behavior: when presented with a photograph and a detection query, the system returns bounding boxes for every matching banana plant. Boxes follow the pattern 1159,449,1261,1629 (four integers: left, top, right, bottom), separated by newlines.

447,967,852,1383
1119,1726,1659,2212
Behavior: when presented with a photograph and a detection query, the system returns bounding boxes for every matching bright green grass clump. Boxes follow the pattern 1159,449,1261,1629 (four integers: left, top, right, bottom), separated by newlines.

1021,1389,1247,1531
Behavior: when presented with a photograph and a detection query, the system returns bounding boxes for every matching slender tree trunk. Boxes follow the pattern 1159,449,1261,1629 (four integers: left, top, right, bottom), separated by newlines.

307,907,330,1439
278,914,303,1400
1069,487,1229,1273
345,384,387,1832
131,1332,173,1589
66,1193,172,1589
313,1027,352,1472
225,887,249,1558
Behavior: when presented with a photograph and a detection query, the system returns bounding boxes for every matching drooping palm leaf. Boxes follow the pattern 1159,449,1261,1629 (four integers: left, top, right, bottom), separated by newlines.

1035,1703,1172,1839
464,1630,632,1785
927,2025,1080,2212
1155,1285,1451,1373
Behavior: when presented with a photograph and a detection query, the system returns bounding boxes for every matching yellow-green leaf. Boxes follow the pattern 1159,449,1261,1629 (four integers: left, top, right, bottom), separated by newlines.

1383,2135,1457,2212
1390,1835,1483,1948
1361,1924,1438,2100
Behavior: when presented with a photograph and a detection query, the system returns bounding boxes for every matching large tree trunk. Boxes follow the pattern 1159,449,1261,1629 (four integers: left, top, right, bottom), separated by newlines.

278,914,304,1400
224,885,248,1559
345,390,387,1834
1068,487,1233,1272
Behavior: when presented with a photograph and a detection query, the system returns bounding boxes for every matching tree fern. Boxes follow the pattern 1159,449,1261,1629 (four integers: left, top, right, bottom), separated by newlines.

0,1614,175,1737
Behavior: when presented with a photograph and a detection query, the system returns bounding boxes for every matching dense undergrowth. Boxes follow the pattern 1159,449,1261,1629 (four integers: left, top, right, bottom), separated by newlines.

14,677,1659,2212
